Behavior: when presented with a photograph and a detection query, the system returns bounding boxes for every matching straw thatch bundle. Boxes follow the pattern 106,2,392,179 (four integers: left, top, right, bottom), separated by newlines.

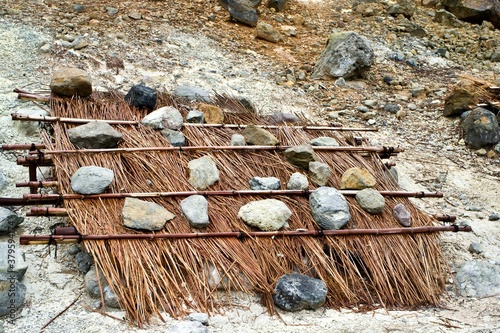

42,91,445,326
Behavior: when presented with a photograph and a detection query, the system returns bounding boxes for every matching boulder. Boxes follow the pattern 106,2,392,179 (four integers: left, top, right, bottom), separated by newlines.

312,32,374,79
68,122,123,149
393,203,411,227
443,87,478,117
141,106,183,131
161,129,187,147
0,242,28,281
228,0,258,27
442,0,500,29
0,281,26,316
85,267,108,297
286,172,309,190
283,145,316,169
462,107,500,148
197,103,224,124
14,106,50,136
75,251,94,274
124,84,157,110
309,187,350,230
230,134,246,146
267,112,298,124
50,67,92,97
170,321,209,333
242,125,279,146
122,198,175,231
249,176,281,190
267,0,288,12
0,208,24,234
310,137,339,146
340,167,376,190
256,22,282,43
186,110,205,123
238,199,292,231
104,285,121,308
273,273,327,311
455,261,500,298
188,156,220,190
355,189,385,214
174,86,210,102
308,162,331,186
71,166,114,195
180,195,209,229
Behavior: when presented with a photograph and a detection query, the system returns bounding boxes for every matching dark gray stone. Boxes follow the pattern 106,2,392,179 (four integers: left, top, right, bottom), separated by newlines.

104,285,121,308
161,129,187,147
180,195,209,229
249,177,281,190
393,203,411,227
73,4,85,13
468,242,484,254
286,172,309,190
267,0,288,12
355,188,385,214
455,261,500,298
75,251,94,273
491,51,500,62
122,198,175,231
489,212,500,221
71,166,114,195
383,103,400,114
188,156,220,190
310,137,339,146
228,0,258,27
0,281,26,316
68,122,122,149
283,145,316,169
309,187,350,230
174,86,210,102
0,243,28,281
273,273,327,311
238,199,292,231
85,267,108,297
186,110,205,123
462,107,500,148
0,208,23,234
125,84,157,110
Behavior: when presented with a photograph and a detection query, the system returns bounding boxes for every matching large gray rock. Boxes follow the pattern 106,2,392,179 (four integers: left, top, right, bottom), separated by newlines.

71,166,114,195
0,208,24,234
455,261,500,298
286,172,309,190
14,106,50,136
230,134,246,146
228,0,258,27
283,145,317,169
161,129,187,147
308,162,331,186
273,273,327,311
180,195,209,229
68,122,123,149
249,177,281,190
0,243,28,281
242,125,279,146
355,189,385,214
141,106,183,131
50,67,92,97
462,107,500,149
309,187,351,230
85,267,108,297
0,281,26,316
188,156,220,190
174,86,210,102
238,199,292,231
310,137,339,147
170,321,209,333
393,203,411,227
312,31,374,79
125,84,157,110
122,198,175,231
443,0,500,29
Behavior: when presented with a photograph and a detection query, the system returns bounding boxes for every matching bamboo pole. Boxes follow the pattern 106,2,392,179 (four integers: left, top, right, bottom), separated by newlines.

17,156,54,167
26,207,68,217
16,181,59,188
1,143,46,151
11,114,138,125
19,225,473,245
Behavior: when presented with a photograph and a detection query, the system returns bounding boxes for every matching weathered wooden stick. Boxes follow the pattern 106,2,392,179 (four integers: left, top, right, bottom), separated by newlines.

1,143,46,151
0,197,59,206
17,156,54,167
13,89,50,102
432,214,456,222
11,113,138,125
19,225,473,245
26,207,68,217
16,181,59,188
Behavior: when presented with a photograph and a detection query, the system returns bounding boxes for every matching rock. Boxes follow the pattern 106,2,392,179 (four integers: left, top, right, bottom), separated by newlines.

85,267,108,297
228,0,258,27
339,167,376,190
249,177,281,190
309,187,350,230
267,0,288,12
0,171,6,191
386,166,399,183
0,243,28,281
283,145,316,169
106,7,119,15
310,137,339,146
71,166,114,195
0,281,26,316
50,67,92,97
73,4,85,13
442,0,500,29
14,105,50,136
312,31,374,79
125,84,157,110
180,195,209,229
188,156,220,190
170,321,209,333
75,251,94,274
355,189,385,214
197,103,224,124
238,199,292,231
383,103,400,114
141,106,183,131
128,10,141,20
0,208,24,234
161,129,187,147
434,9,463,27
174,86,211,102
122,198,175,231
68,122,122,149
308,162,331,186
187,312,209,325
267,112,298,124
103,285,120,308
462,107,500,148
443,87,478,117
387,0,416,18
393,203,411,227
455,261,500,298
273,273,327,311
468,242,484,254
186,110,205,123
489,212,500,221
256,22,282,43
491,51,500,62
287,172,309,190
230,134,246,146
238,97,257,113
242,125,279,146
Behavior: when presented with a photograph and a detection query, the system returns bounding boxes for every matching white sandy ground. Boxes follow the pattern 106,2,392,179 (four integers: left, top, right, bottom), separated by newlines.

0,17,499,333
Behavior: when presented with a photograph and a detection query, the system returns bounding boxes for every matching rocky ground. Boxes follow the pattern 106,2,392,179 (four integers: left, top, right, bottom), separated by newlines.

0,0,499,332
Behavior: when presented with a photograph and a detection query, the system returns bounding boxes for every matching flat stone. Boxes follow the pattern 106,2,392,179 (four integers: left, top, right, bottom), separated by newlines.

161,129,186,147
71,166,114,195
310,137,339,146
238,199,292,231
68,122,122,149
308,162,331,186
174,86,210,102
180,195,209,229
267,112,298,124
122,198,175,231
188,156,220,190
256,22,282,43
455,261,500,298
50,67,92,97
0,242,28,281
283,145,316,169
186,110,205,123
197,103,224,124
242,125,279,146
273,273,327,311
0,208,23,234
14,106,50,136
355,188,385,214
393,203,411,227
0,281,26,316
286,172,309,190
125,84,157,110
249,177,281,190
340,167,376,190
309,187,350,230
230,134,246,146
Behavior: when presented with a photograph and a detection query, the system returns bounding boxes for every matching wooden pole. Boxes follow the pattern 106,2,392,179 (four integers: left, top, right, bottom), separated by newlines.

1,143,46,151
26,207,68,217
16,181,59,188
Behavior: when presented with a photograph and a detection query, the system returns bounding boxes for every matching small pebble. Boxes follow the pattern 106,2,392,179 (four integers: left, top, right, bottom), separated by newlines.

468,242,483,254
489,212,500,221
